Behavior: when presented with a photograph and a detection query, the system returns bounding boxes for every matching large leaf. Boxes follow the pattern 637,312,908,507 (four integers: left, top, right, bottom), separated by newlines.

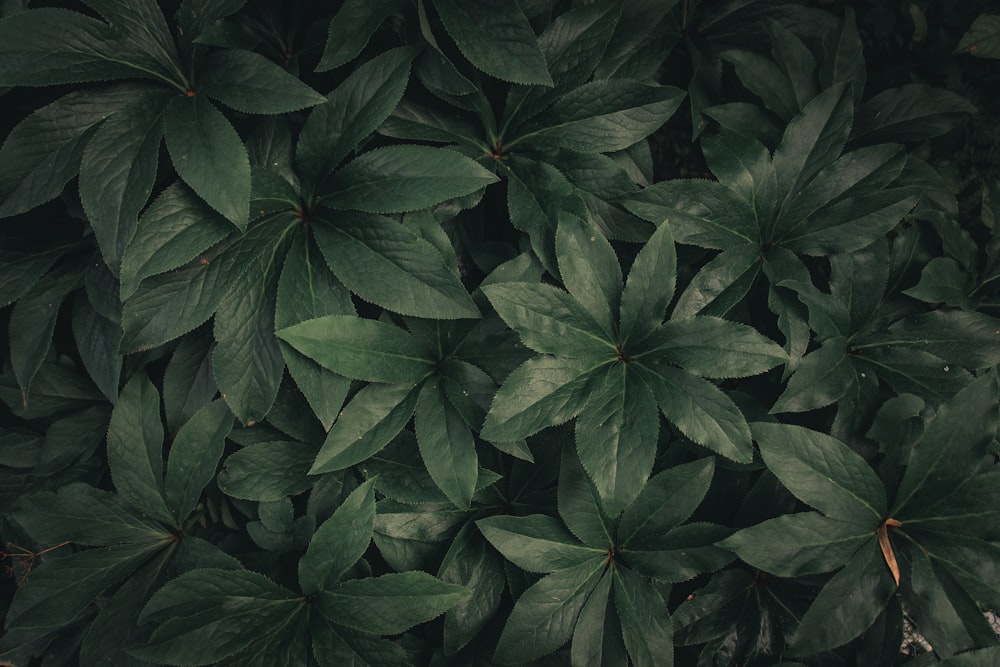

851,85,975,144
5,541,165,630
323,145,498,213
619,458,715,547
317,572,466,634
894,372,1000,516
641,363,753,463
492,560,605,664
433,0,552,86
481,282,614,357
164,95,251,228
218,440,316,502
789,539,897,655
415,381,478,509
79,89,170,269
771,339,855,413
277,315,433,384
614,567,674,667
299,46,417,188
619,207,676,344
438,523,507,654
310,382,420,474
555,213,622,339
558,445,614,549
163,398,233,522
107,374,174,525
476,514,603,574
0,9,153,86
299,480,376,595
198,49,325,114
575,363,660,514
751,422,886,523
480,355,607,444
853,309,1000,371
312,213,480,319
571,569,627,666
644,316,787,379
0,84,141,217
316,0,404,71
720,511,871,577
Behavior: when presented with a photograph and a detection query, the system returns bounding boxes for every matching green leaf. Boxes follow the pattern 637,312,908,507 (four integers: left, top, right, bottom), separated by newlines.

480,356,607,443
789,539,896,655
198,49,325,114
575,363,660,514
476,514,603,574
0,9,155,86
493,559,605,664
415,381,478,509
619,458,714,547
299,47,418,189
673,245,762,320
939,648,1000,666
119,182,233,299
218,440,316,501
317,0,403,71
312,213,480,319
852,85,976,144
162,328,218,435
957,14,1000,58
523,81,685,153
641,363,753,463
317,572,466,634
299,480,376,595
558,445,614,549
771,338,855,413
572,569,628,667
619,219,677,348
310,382,420,474
720,48,799,121
614,566,674,667
502,156,573,273
79,89,169,270
482,282,614,357
6,541,165,630
853,309,1000,371
433,0,552,86
107,373,174,525
620,523,734,582
719,511,871,577
323,145,498,213
0,84,141,218
275,234,354,430
83,0,184,84
556,214,622,339
438,522,508,654
277,315,433,384
772,83,854,206
894,372,1000,516
903,257,973,309
12,483,171,546
751,422,886,523
643,317,787,379
164,398,233,521
624,180,759,251
133,569,303,666
164,94,251,228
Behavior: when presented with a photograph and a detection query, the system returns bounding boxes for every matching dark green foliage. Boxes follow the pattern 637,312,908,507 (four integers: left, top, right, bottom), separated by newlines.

1,1,999,665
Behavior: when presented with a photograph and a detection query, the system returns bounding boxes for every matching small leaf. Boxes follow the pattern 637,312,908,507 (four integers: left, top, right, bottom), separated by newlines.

323,145,498,213
477,514,603,574
198,49,326,114
299,480,376,594
493,560,605,664
751,422,886,523
107,373,174,525
433,0,552,86
317,572,466,634
277,315,433,384
956,14,1000,58
164,95,251,228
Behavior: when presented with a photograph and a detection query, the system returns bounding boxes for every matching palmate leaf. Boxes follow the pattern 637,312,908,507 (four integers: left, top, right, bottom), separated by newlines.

572,572,628,666
618,458,715,547
476,514,604,574
614,566,674,667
